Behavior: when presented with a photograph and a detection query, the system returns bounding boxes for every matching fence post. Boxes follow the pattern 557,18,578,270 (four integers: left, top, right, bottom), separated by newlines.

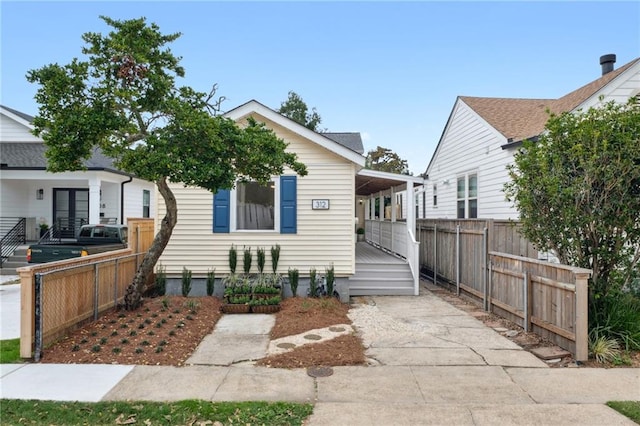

433,224,437,285
114,258,119,307
523,271,530,332
483,227,488,311
34,273,43,362
574,271,590,362
488,257,493,313
94,263,99,321
456,224,460,296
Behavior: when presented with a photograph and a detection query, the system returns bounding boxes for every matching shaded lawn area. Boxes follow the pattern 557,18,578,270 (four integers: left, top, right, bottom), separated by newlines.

0,399,314,425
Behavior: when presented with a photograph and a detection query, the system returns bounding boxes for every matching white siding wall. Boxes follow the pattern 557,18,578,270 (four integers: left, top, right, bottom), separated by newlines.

424,101,519,220
157,116,357,277
122,178,156,223
0,114,40,142
580,64,640,109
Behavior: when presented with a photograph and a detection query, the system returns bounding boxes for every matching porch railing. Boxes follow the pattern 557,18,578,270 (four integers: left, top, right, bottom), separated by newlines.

0,217,26,267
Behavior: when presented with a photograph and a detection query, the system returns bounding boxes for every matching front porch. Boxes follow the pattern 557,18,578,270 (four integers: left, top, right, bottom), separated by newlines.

351,169,424,296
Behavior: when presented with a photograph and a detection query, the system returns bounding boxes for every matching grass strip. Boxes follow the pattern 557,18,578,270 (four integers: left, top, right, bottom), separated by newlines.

0,399,313,425
607,401,640,423
0,338,20,363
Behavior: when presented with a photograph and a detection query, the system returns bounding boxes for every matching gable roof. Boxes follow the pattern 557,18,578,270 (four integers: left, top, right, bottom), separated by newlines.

225,100,366,167
1,105,35,125
461,57,640,145
324,132,364,154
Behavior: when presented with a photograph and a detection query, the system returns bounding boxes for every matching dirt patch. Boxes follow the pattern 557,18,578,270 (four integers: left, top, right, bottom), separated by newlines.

270,297,351,339
41,296,222,366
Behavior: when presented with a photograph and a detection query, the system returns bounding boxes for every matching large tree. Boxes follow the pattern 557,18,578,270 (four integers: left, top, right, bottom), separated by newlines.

27,16,307,309
365,146,411,175
505,98,640,315
277,91,323,132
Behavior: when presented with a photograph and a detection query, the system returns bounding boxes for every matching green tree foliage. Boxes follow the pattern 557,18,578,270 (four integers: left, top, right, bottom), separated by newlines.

27,16,307,309
365,146,411,175
505,98,640,317
277,91,323,132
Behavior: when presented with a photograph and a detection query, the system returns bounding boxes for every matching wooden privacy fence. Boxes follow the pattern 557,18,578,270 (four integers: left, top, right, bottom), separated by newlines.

490,252,590,360
18,217,156,359
416,218,591,361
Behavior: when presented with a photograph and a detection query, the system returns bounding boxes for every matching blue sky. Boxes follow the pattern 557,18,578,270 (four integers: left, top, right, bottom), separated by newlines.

2,1,639,174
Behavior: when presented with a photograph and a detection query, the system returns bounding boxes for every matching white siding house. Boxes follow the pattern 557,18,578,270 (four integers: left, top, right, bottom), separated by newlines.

422,55,640,220
0,105,155,241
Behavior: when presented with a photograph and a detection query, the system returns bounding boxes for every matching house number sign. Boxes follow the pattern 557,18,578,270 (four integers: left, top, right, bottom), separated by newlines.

312,199,330,210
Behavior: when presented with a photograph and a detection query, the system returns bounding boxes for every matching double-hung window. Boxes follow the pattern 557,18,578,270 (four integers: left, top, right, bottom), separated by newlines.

213,176,297,233
142,190,150,218
457,174,478,219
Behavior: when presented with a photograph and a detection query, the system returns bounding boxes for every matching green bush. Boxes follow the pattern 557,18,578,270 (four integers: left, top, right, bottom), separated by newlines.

325,264,335,297
309,267,318,297
288,268,299,297
256,247,266,274
181,267,192,297
228,244,237,274
271,244,281,273
590,292,640,350
155,264,167,296
206,268,216,296
243,246,252,275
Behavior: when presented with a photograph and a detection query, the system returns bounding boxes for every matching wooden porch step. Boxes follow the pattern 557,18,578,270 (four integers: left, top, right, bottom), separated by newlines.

349,284,415,296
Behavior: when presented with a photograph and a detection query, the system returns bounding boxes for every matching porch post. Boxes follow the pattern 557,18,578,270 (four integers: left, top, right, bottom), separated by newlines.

88,178,101,225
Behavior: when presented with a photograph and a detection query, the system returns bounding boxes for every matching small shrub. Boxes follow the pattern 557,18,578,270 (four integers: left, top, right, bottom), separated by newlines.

257,247,266,274
155,347,164,353
80,338,88,344
168,330,176,336
155,322,162,328
181,267,192,297
144,318,152,325
589,331,621,363
118,313,126,318
184,299,200,313
206,268,216,296
271,244,281,273
161,318,167,324
71,345,80,352
120,338,129,344
162,297,170,309
151,313,158,318
229,244,238,274
158,340,168,346
112,347,121,354
141,340,150,346
309,267,318,297
135,347,143,354
110,331,118,337
138,324,145,329
109,319,117,324
90,331,97,337
243,246,252,275
325,264,335,297
129,330,137,337
186,314,194,320
288,268,299,297
155,263,167,296
91,345,101,353
99,337,108,345
148,330,156,335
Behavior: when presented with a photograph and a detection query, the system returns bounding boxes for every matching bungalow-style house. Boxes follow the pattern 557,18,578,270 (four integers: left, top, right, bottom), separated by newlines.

157,100,424,300
419,54,640,220
0,105,155,266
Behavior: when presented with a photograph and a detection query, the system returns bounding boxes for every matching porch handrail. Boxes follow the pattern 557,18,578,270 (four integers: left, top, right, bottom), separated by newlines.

0,217,26,267
406,227,420,295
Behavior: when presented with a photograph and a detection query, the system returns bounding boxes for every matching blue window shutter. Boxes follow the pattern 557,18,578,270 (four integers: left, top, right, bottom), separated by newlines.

213,189,230,233
280,176,297,234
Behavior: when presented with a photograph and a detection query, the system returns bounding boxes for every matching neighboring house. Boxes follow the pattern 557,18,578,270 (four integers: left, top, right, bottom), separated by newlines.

157,100,423,299
0,105,156,242
420,54,640,220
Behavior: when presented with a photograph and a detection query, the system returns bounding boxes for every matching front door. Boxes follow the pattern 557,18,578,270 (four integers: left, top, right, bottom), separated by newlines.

53,188,89,238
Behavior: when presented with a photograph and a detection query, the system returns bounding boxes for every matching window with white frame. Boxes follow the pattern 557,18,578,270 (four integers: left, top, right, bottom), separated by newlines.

433,184,438,207
235,181,275,230
457,174,478,219
142,190,150,218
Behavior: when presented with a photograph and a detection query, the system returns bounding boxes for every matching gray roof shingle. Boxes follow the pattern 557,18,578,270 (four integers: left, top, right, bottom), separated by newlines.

324,132,364,154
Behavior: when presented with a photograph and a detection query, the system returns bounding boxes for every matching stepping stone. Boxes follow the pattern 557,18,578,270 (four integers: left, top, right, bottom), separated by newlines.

531,346,571,360
329,326,345,332
307,366,333,377
304,334,322,341
277,343,296,349
493,327,509,332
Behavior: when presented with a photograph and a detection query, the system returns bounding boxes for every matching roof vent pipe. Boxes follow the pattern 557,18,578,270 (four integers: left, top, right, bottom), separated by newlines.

600,54,616,75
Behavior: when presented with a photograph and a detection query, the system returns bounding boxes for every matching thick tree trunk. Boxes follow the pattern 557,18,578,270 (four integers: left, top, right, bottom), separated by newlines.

124,177,177,310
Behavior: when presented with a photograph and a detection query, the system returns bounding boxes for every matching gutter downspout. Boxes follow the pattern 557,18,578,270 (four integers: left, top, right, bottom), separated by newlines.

120,176,133,224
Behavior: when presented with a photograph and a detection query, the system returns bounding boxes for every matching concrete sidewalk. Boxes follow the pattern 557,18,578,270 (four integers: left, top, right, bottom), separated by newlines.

1,283,638,425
